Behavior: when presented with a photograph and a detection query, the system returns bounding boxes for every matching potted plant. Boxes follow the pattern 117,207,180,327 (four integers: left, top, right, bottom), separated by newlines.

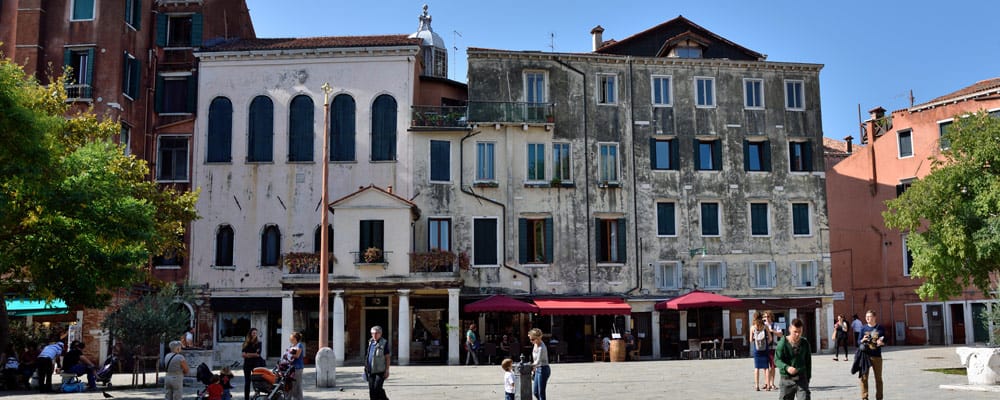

363,247,382,263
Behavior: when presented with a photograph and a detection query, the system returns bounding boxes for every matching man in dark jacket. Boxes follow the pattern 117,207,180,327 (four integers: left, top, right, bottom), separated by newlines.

774,318,811,399
857,310,886,400
365,326,391,400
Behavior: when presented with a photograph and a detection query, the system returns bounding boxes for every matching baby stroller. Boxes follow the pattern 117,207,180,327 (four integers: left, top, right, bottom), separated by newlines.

95,354,117,387
250,358,295,400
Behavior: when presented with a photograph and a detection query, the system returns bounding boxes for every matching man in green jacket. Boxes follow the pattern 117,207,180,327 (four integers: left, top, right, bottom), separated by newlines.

775,318,811,399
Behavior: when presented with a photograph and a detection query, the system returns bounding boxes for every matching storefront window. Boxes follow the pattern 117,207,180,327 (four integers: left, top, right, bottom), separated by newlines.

217,312,251,342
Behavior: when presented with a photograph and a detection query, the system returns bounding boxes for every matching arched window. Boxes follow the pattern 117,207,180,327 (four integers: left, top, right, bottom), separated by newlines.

207,97,232,162
314,224,334,269
371,94,397,161
288,95,314,162
248,96,274,162
260,225,281,266
215,224,234,266
330,94,355,161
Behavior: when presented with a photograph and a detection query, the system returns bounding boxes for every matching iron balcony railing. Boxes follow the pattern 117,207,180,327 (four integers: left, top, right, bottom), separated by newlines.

467,101,554,124
65,84,93,100
411,106,468,128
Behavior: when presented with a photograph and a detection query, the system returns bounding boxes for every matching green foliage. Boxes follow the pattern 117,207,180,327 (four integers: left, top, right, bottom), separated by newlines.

101,283,192,356
884,111,1000,300
6,320,60,351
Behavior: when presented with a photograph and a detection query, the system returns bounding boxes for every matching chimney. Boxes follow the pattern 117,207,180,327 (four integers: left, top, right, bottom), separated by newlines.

590,25,605,51
868,106,885,120
386,185,393,194
844,135,854,154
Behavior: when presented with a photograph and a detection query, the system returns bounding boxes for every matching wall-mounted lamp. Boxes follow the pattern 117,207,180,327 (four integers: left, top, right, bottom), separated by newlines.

194,298,205,306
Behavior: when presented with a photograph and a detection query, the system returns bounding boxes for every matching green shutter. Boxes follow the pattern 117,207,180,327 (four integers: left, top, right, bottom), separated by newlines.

154,75,164,113
131,59,141,99
616,218,627,263
518,218,527,264
711,140,722,171
649,138,657,169
374,221,384,251
63,49,72,73
594,218,604,262
743,140,750,171
156,14,167,46
803,142,813,172
191,13,203,47
692,138,700,169
763,141,771,171
544,218,554,263
360,221,371,253
85,48,95,86
133,0,142,30
670,138,679,170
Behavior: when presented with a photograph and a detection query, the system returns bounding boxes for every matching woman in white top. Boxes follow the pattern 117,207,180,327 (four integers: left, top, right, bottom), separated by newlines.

528,328,550,400
163,340,189,400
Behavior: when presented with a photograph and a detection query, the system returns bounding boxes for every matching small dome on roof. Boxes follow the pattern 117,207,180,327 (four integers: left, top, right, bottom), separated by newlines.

408,4,446,50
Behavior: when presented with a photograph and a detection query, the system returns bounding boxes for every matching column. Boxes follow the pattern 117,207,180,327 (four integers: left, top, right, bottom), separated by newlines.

397,289,411,366
447,288,460,365
281,291,294,347
678,310,688,341
651,311,661,360
333,290,345,366
625,315,632,332
722,309,731,339
824,302,834,351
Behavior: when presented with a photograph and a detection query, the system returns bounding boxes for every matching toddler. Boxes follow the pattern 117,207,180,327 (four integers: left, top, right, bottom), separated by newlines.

219,366,235,400
501,358,515,400
205,374,223,400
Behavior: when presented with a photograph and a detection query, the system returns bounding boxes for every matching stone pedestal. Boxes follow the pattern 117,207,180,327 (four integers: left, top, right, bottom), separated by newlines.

956,347,1000,385
315,347,336,388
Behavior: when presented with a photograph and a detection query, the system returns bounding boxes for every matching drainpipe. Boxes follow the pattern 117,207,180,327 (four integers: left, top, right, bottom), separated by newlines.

554,57,591,293
626,56,642,295
460,130,534,294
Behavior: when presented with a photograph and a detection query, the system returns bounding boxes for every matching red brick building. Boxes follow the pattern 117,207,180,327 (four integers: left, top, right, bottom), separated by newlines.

827,78,1000,345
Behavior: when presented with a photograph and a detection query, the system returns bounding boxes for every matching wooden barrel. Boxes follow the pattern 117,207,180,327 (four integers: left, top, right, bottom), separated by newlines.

609,339,626,362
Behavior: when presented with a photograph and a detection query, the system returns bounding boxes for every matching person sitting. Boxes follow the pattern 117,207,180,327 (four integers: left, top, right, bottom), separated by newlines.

624,330,637,360
499,335,511,359
181,326,200,349
63,341,97,391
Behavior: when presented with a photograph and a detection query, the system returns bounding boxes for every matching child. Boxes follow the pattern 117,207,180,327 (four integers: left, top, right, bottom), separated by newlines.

219,367,235,400
205,374,223,400
501,358,515,400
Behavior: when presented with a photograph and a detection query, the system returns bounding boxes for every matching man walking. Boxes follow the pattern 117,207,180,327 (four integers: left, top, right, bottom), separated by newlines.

365,326,391,400
850,314,863,346
465,323,479,365
775,318,811,400
858,310,886,400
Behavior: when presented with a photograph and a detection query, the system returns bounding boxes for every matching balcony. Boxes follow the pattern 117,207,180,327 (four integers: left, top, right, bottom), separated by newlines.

467,101,554,124
65,84,93,101
411,106,469,130
351,249,393,267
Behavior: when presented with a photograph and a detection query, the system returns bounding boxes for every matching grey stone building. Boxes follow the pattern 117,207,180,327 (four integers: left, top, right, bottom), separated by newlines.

424,16,832,359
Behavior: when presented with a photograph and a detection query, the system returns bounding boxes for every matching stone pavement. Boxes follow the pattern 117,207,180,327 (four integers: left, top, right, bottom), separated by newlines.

3,345,996,399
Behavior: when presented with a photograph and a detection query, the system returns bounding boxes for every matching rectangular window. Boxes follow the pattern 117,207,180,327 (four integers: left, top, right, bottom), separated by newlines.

125,0,142,29
120,124,131,156
519,218,552,264
750,261,775,289
527,143,545,181
695,77,715,107
656,202,676,236
429,218,451,252
122,52,141,100
895,178,914,198
792,261,818,288
656,261,681,290
695,139,721,171
71,0,95,20
476,142,495,181
65,48,94,99
902,234,914,276
744,140,770,171
651,138,678,170
701,202,720,236
749,203,769,236
785,80,804,110
598,74,617,104
789,141,813,172
652,75,672,106
897,130,913,158
599,143,619,182
525,71,546,103
156,136,189,182
596,218,626,263
157,74,194,114
792,202,811,235
939,120,952,150
359,220,385,258
552,142,571,181
167,15,194,47
430,140,450,182
473,218,498,266
744,78,764,109
216,312,252,342
699,261,726,289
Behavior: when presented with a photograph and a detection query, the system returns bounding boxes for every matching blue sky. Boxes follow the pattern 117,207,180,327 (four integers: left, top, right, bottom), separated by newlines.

245,0,1000,140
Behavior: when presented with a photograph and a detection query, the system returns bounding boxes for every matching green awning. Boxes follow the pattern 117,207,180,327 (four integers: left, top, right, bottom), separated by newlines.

6,299,69,317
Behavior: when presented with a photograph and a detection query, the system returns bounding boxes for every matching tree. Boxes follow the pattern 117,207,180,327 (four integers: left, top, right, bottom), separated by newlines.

0,59,198,351
884,111,1000,300
101,283,192,359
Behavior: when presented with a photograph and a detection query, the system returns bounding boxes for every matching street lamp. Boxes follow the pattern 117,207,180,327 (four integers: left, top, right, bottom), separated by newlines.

319,82,332,349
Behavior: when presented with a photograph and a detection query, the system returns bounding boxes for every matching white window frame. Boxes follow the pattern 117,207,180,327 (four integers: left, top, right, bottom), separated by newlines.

552,142,572,182
155,134,190,183
749,261,776,289
699,201,722,237
472,217,500,268
475,141,496,183
938,119,953,150
651,75,673,107
784,79,805,111
428,139,451,184
526,142,546,183
743,78,764,110
120,123,131,156
656,201,678,237
699,260,727,289
597,74,617,105
70,0,96,21
791,202,812,237
598,142,620,183
748,202,770,237
524,70,547,104
159,71,193,116
897,129,913,158
655,261,682,290
122,52,139,100
902,234,912,277
791,260,818,288
165,13,195,49
695,77,716,108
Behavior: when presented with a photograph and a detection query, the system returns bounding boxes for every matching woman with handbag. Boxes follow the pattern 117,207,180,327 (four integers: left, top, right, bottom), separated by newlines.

241,328,264,400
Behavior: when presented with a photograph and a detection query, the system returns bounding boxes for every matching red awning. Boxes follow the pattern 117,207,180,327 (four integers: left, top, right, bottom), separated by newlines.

533,298,631,316
464,295,539,313
655,290,743,310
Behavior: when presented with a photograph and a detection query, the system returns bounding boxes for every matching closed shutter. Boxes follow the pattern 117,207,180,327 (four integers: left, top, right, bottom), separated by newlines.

207,97,233,162
698,261,706,288
657,202,675,236
616,218,627,263
191,13,203,47
130,58,141,99
769,262,777,288
518,218,528,264
711,140,722,170
790,261,799,287
649,138,657,169
544,217,554,263
692,138,700,169
654,263,663,289
373,221,384,251
762,141,772,171
154,75,165,113
156,14,167,46
359,221,371,253
811,260,819,287
670,139,679,170
63,49,72,73
289,96,314,162
132,0,142,30
331,94,356,161
743,140,750,171
720,262,728,288
371,95,397,161
186,75,197,113
748,261,757,288
430,141,450,181
473,219,497,265
595,218,604,262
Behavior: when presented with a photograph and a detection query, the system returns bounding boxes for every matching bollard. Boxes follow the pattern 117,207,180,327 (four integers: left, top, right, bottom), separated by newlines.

515,354,533,400
314,347,336,388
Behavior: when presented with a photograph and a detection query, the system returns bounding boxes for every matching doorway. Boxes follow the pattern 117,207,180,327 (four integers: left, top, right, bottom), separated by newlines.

365,308,390,348
927,305,944,345
950,303,966,344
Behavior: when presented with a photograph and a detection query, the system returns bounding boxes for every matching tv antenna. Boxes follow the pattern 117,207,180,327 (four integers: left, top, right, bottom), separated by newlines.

548,32,556,52
452,30,463,80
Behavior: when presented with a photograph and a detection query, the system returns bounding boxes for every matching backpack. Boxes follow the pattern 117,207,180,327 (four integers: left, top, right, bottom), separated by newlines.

754,328,768,350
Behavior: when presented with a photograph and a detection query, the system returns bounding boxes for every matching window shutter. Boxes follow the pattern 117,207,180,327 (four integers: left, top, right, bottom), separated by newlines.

186,75,197,113
156,14,167,46
595,218,604,262
360,221,371,253
154,75,165,113
769,261,776,288
811,260,819,287
698,261,706,288
675,264,683,288
763,141,772,171
85,48,95,86
133,0,142,30
654,263,663,289
544,218,554,263
748,261,756,288
616,218,627,263
803,142,813,172
720,262,728,288
743,140,750,171
331,94,356,161
670,139,679,170
790,261,799,287
289,96,314,162
692,138,700,169
711,140,722,170
518,218,528,264
649,138,657,169
191,13,203,47
130,58,141,99
373,221,384,251
207,97,233,162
